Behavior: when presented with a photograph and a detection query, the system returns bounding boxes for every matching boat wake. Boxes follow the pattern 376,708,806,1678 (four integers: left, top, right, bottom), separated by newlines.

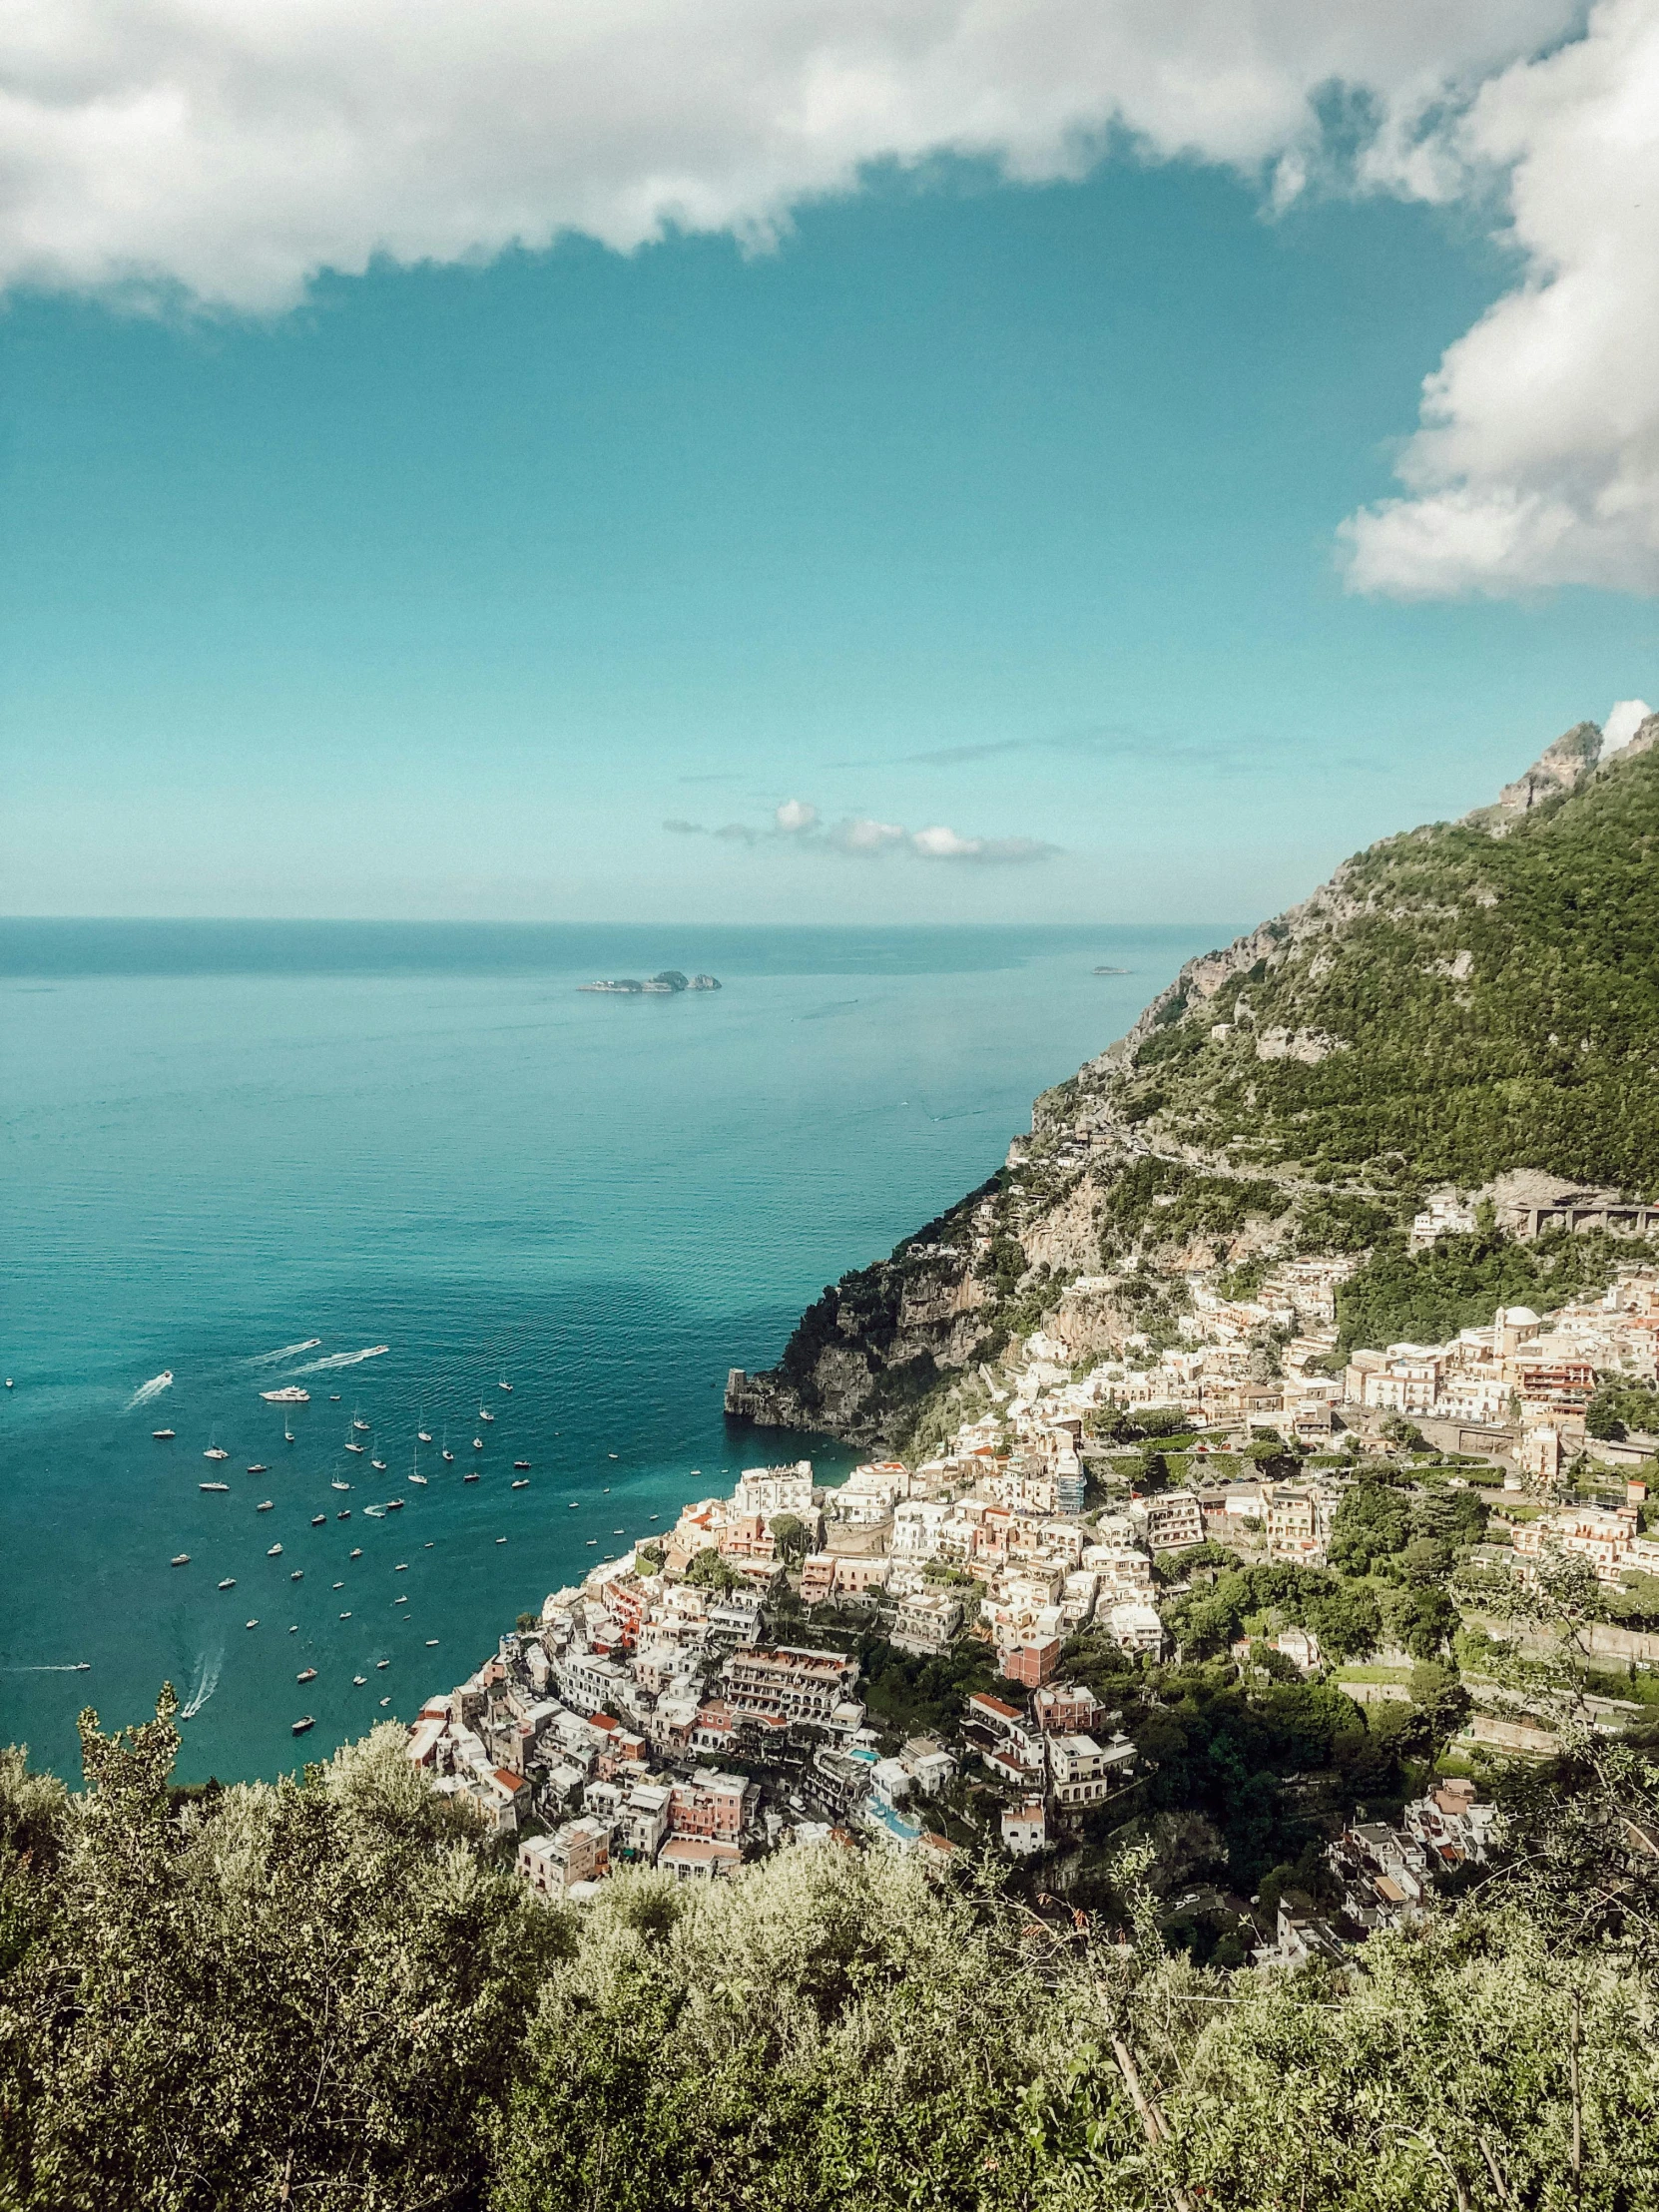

291,1346,389,1374
248,1338,322,1365
126,1370,175,1409
180,1647,223,1720
1,1662,92,1673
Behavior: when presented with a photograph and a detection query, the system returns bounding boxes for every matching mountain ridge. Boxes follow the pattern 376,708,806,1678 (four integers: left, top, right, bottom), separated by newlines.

727,712,1659,1445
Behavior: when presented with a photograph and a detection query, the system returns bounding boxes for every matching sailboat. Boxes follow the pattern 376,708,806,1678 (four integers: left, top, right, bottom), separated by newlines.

351,1407,370,1432
498,1367,512,1392
407,1445,427,1487
416,1404,432,1443
344,1419,364,1454
478,1404,495,1423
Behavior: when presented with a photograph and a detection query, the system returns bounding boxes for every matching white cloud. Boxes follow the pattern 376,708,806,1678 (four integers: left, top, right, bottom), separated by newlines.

1603,699,1654,755
0,1,1571,311
664,803,1056,861
9,0,1656,599
830,817,906,852
1342,0,1659,599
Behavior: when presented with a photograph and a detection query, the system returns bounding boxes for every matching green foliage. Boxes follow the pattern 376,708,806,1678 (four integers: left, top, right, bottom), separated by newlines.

856,1634,998,1742
1336,1227,1655,1357
1163,1563,1382,1666
686,1547,743,1594
769,1513,810,1568
1587,1378,1659,1441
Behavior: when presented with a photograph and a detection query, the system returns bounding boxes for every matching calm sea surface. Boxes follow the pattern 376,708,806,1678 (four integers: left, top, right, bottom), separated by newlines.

0,920,1223,1783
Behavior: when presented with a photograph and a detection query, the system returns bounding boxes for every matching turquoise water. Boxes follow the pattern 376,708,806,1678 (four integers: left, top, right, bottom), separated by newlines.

0,920,1221,1784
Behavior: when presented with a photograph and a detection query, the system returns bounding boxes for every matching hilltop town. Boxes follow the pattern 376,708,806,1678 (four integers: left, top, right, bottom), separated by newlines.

406,1255,1659,1964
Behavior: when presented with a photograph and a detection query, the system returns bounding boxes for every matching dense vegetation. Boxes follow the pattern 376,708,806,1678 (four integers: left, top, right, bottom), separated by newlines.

1114,736,1659,1197
1335,1226,1659,1358
3,1689,1656,2209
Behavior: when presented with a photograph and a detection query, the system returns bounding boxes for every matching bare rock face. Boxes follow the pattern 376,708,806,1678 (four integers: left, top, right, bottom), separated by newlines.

1463,721,1601,834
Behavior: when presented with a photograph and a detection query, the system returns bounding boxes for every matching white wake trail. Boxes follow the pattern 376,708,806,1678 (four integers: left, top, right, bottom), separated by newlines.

247,1338,322,1365
126,1370,174,1409
291,1346,389,1374
180,1648,223,1720
1,1663,92,1673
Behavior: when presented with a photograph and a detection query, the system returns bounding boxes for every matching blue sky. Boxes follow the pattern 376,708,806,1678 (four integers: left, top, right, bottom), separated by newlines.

3,4,1656,922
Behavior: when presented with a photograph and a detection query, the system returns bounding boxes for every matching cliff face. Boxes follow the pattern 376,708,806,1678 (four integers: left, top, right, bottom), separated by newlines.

727,716,1659,1445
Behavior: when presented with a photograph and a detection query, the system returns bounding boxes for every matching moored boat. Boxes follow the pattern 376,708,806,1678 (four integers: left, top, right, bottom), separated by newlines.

511,1478,529,1489
463,1471,479,1483
219,1578,236,1589
247,1463,268,1473
171,1552,190,1566
311,1513,325,1526
296,1666,316,1683
201,1481,230,1492
291,1716,314,1735
153,1427,176,1438
513,1459,531,1470
261,1385,309,1402
267,1543,282,1557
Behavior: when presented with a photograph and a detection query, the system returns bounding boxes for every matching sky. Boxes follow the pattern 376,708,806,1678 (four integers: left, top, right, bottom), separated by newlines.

2,0,1656,925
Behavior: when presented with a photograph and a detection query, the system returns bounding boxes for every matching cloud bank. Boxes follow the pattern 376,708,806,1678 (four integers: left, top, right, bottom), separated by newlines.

665,800,1056,863
4,0,1653,598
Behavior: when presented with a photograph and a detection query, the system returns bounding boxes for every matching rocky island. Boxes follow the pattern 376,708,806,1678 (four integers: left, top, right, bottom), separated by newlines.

579,969,721,995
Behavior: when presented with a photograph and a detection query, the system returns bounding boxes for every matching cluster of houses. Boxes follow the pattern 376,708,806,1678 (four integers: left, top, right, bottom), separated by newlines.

1271,1777,1500,1964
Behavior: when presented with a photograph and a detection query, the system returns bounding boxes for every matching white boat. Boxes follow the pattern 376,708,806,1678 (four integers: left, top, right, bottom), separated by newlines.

441,1426,453,1462
201,1480,230,1493
351,1408,370,1431
267,1543,282,1557
370,1458,386,1471
498,1368,512,1392
204,1438,230,1460
472,1436,483,1450
219,1577,236,1590
331,1479,350,1491
262,1385,310,1403
408,1472,427,1486
345,1441,365,1455
352,1675,367,1686
417,1429,432,1443
479,1407,495,1423
511,1478,529,1489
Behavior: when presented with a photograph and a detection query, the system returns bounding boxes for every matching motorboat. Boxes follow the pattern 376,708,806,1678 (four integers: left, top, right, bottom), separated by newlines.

339,1611,351,1620
311,1514,325,1526
218,1577,235,1590
267,1543,282,1557
463,1471,479,1483
246,1619,259,1629
296,1667,316,1684
376,1658,389,1669
393,1562,407,1572
204,1443,230,1461
363,1505,385,1519
353,1674,366,1686
513,1459,531,1470
291,1716,315,1736
385,1498,404,1511
171,1553,190,1566
261,1385,309,1403
257,1500,274,1512
247,1463,269,1474
471,1436,483,1450
289,1570,302,1581
511,1478,529,1489
349,1547,362,1558
336,1508,351,1519
153,1428,176,1439
201,1481,230,1493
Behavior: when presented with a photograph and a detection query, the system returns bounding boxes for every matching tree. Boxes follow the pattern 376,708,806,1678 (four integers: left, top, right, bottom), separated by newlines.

769,1513,810,1568
686,1546,742,1594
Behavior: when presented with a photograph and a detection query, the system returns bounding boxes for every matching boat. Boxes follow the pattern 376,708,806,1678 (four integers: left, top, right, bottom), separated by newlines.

353,1675,366,1686
339,1611,351,1619
499,1369,512,1392
496,1537,507,1545
472,1436,483,1450
511,1478,529,1490
72,1661,90,1671
345,1440,365,1454
218,1577,235,1590
311,1514,325,1526
408,1472,427,1486
330,1393,341,1401
201,1481,230,1493
479,1407,495,1423
261,1385,309,1403
247,1463,269,1474
586,1538,597,1546
331,1479,350,1491
425,1638,439,1647
153,1427,176,1439
297,1666,316,1684
204,1443,230,1461
649,1513,659,1521
441,1427,454,1462
608,1453,618,1461
568,1501,578,1509
171,1553,190,1566
337,1508,351,1519
417,1430,432,1443
612,1527,624,1535
513,1459,531,1470
386,1498,404,1510
267,1543,282,1557
394,1562,407,1572
257,1500,274,1512
349,1547,362,1558
463,1471,479,1483
393,1593,407,1604
378,1697,390,1707
289,1569,302,1580
246,1619,259,1629
352,1410,370,1431
291,1716,314,1736
376,1658,389,1669
370,1458,386,1471
283,1415,295,1443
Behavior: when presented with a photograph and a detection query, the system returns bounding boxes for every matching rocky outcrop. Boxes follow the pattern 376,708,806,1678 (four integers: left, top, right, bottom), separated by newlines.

1462,720,1601,834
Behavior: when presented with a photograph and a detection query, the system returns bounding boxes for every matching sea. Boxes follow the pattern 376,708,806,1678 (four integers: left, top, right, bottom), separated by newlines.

0,918,1225,1786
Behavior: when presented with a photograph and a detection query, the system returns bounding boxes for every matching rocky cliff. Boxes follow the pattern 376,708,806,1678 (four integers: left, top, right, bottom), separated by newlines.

726,714,1659,1446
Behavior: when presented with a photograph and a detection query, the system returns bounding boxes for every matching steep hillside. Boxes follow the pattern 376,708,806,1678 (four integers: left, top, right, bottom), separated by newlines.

727,714,1659,1445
